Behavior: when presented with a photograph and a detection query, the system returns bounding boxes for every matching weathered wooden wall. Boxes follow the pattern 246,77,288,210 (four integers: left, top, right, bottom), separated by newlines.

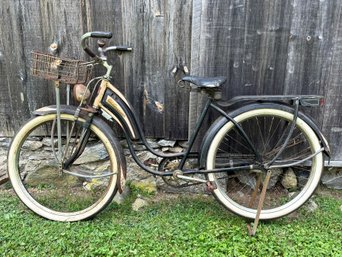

0,0,341,162
191,0,342,162
0,0,192,139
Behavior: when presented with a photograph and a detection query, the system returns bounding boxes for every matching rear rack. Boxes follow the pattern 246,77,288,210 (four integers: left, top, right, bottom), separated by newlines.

217,95,324,108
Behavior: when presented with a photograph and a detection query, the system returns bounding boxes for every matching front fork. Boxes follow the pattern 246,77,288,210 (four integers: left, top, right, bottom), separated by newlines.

52,81,93,169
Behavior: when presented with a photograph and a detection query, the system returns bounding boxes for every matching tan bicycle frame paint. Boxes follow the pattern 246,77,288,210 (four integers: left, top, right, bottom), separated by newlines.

93,80,138,139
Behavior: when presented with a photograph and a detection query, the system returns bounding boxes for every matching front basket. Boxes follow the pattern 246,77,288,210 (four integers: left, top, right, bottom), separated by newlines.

31,51,93,84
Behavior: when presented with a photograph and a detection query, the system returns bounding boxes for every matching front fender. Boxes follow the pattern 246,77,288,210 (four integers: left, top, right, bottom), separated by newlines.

199,103,331,168
33,105,79,116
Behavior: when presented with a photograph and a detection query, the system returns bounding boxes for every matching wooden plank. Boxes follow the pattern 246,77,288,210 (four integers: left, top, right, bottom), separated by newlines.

0,0,87,136
321,1,342,160
140,0,166,138
163,0,192,139
120,0,149,137
0,0,31,136
121,0,192,139
36,0,87,106
284,0,342,159
84,0,125,87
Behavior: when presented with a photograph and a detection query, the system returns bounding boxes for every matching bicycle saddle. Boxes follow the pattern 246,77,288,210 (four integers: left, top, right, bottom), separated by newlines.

181,76,226,88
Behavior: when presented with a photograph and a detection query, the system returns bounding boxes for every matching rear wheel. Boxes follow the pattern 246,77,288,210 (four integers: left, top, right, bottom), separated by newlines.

8,113,121,221
206,107,323,220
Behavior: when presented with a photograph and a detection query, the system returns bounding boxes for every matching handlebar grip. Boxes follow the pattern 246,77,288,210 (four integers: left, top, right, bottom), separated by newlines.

81,31,113,58
104,46,133,53
114,46,133,51
90,31,113,39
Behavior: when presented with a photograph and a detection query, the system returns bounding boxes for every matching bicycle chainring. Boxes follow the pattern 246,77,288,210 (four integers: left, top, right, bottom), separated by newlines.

158,157,200,188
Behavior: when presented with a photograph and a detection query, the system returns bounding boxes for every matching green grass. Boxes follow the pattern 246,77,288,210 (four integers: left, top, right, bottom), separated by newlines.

0,188,341,257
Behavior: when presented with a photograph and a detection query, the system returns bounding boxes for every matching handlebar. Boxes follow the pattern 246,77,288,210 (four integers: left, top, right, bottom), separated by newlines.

81,31,132,58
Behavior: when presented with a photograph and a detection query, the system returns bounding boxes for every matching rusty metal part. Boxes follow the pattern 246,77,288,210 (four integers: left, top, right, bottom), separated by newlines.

206,181,217,192
247,170,272,236
176,174,208,184
81,105,98,113
248,173,262,208
31,51,93,84
97,39,106,48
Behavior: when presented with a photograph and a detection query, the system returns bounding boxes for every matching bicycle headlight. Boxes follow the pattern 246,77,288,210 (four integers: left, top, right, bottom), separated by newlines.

72,84,91,103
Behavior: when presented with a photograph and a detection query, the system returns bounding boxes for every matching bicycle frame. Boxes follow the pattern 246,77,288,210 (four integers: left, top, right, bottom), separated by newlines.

88,78,329,178
89,79,255,176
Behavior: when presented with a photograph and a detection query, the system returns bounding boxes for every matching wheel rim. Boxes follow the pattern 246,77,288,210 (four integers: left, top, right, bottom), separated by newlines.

8,114,118,221
207,109,323,219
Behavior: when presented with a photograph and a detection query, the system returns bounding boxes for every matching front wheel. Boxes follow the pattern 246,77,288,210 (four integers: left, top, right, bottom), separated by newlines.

8,112,123,221
206,107,324,220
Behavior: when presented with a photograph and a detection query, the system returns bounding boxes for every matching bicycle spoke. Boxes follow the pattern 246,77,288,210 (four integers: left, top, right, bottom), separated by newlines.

207,108,323,219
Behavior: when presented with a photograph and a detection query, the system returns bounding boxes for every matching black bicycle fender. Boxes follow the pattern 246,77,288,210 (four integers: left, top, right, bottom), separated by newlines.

33,105,127,193
199,102,331,168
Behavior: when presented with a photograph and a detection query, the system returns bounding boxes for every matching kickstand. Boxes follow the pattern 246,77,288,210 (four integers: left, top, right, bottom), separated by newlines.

247,170,272,236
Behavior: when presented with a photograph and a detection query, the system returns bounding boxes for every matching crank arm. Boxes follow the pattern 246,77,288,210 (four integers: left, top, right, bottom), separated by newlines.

175,174,217,191
175,174,208,184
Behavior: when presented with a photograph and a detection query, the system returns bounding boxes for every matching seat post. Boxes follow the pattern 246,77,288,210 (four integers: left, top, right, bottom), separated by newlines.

188,87,201,141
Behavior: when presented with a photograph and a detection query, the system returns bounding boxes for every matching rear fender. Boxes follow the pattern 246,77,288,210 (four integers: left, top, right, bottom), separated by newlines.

199,102,330,168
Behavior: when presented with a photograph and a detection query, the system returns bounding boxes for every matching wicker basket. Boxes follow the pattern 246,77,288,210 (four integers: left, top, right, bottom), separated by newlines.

31,51,93,84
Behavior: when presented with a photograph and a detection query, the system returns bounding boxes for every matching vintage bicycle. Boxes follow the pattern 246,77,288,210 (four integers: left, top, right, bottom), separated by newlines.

7,32,330,233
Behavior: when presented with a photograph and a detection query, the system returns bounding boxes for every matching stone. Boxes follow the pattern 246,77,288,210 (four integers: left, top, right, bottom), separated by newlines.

42,137,58,147
133,144,146,151
83,179,105,191
0,137,10,147
73,144,109,164
145,138,159,148
132,197,149,211
27,150,56,161
136,151,157,162
0,155,7,177
120,139,146,151
296,171,310,188
113,186,130,204
237,191,244,198
130,176,157,194
22,140,43,151
237,170,256,189
25,163,80,188
322,175,342,190
305,199,318,212
24,160,43,176
178,141,189,148
267,168,283,189
281,168,297,190
321,168,342,190
169,146,184,153
82,161,110,173
157,139,176,147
